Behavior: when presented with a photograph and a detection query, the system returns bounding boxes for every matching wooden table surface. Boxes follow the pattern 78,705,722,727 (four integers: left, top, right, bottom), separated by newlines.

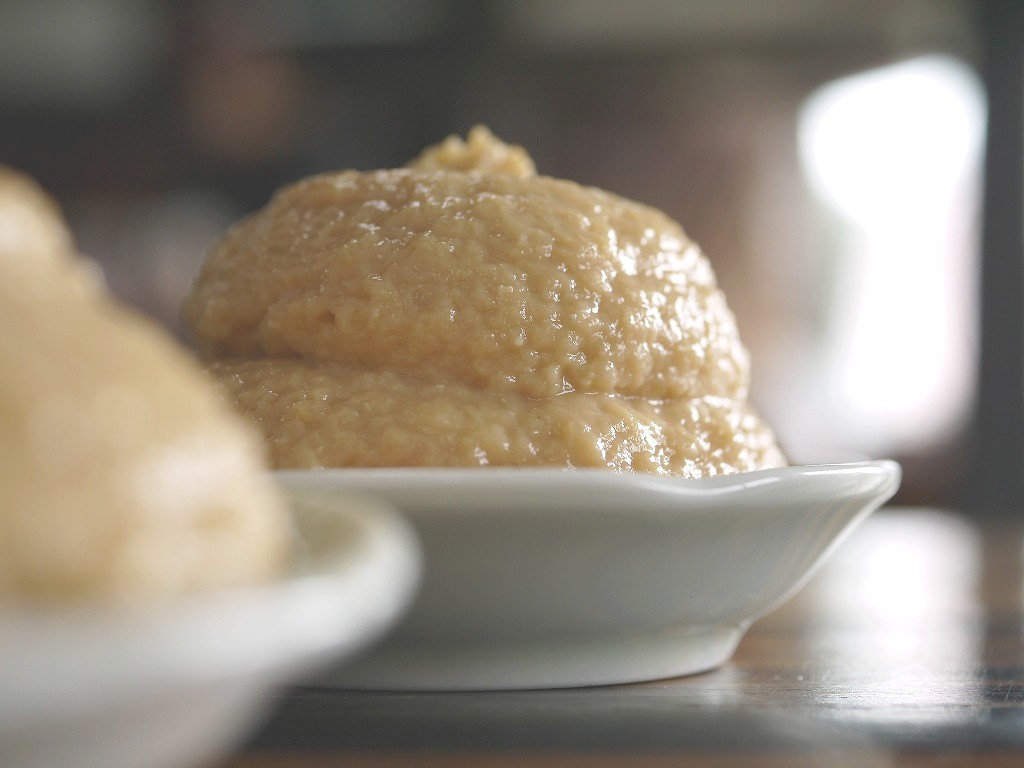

221,507,1024,767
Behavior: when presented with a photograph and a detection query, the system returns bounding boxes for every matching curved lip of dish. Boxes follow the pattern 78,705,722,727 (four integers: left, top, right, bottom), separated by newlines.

275,460,903,510
271,460,901,691
0,500,421,728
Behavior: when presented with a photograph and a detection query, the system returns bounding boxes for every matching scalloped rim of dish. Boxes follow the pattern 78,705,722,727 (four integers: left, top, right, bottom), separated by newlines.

276,461,901,690
277,460,901,511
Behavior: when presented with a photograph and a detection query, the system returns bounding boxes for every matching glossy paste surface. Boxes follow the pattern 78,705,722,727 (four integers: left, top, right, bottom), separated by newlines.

185,128,785,476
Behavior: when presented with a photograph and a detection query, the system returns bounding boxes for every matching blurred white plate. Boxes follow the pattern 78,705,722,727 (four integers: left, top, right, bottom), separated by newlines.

278,461,900,691
0,497,420,768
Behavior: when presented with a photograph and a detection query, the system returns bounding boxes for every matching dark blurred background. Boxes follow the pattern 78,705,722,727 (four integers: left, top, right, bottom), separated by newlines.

2,0,1018,510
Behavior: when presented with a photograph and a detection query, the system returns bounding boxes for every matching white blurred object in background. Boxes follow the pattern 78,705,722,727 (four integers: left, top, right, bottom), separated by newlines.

796,55,985,458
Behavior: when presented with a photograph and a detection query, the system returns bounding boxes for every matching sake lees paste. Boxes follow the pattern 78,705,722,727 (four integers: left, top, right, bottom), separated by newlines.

183,127,785,478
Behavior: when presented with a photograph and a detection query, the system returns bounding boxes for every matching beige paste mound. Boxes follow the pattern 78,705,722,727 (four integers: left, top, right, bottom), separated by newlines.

213,359,783,476
0,167,289,602
0,168,97,292
185,127,785,477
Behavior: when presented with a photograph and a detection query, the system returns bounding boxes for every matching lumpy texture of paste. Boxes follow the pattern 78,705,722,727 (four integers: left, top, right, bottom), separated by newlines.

0,167,289,602
184,127,785,477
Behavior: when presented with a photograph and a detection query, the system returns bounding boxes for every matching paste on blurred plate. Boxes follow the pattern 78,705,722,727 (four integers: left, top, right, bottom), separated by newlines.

0,168,288,602
183,127,785,477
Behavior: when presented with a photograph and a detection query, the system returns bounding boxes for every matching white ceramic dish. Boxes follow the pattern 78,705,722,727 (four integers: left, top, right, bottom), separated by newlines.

0,498,420,768
278,461,900,691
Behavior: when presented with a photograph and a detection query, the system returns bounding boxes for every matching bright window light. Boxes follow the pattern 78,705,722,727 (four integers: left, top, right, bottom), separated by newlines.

798,56,985,456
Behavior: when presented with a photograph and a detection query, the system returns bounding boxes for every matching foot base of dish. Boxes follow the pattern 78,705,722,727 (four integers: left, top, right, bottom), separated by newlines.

320,624,746,691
